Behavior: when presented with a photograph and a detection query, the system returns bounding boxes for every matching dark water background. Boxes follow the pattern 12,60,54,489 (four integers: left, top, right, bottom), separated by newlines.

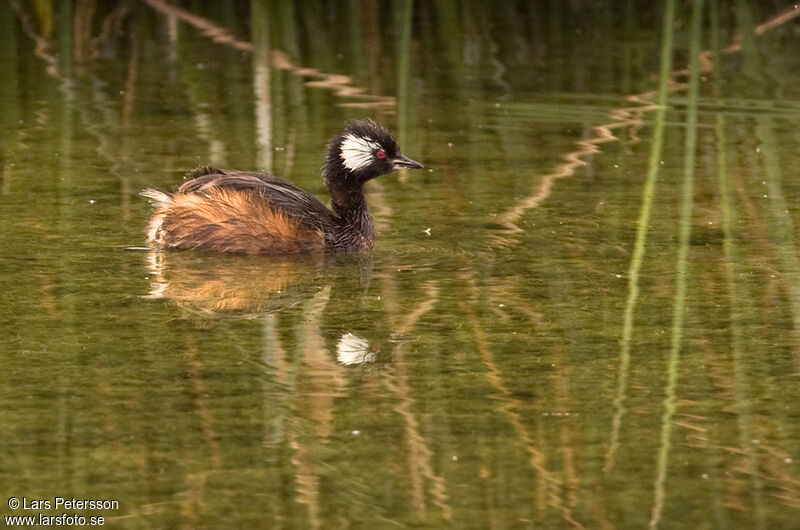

1,1,800,528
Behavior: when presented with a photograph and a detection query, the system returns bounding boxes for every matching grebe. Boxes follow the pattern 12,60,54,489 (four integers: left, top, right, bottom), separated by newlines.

143,120,423,254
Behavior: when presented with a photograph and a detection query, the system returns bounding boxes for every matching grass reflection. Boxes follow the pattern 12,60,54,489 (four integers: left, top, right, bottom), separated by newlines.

607,0,676,476
649,0,702,527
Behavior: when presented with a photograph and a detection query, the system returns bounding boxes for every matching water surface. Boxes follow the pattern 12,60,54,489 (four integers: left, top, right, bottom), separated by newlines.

1,1,800,528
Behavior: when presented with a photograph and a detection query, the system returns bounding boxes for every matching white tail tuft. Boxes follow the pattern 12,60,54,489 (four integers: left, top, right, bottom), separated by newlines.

141,189,172,244
140,188,172,207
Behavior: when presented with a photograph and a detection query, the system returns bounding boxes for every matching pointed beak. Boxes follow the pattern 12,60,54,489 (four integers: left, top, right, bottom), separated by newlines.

392,154,424,169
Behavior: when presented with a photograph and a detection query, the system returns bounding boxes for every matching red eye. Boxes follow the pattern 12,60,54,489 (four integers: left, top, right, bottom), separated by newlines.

376,149,386,159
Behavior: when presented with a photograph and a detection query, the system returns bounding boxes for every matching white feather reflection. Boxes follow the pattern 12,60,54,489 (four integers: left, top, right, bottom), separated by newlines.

336,333,375,365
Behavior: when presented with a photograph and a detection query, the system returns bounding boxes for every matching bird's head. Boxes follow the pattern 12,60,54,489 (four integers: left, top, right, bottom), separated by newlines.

324,119,423,187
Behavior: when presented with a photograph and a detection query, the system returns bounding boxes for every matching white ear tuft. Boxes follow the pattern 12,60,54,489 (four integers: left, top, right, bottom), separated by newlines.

340,134,381,171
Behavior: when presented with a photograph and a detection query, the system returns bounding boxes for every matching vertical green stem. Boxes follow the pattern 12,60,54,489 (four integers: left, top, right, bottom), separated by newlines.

650,0,703,527
606,0,675,473
711,1,754,526
396,0,414,147
251,0,273,172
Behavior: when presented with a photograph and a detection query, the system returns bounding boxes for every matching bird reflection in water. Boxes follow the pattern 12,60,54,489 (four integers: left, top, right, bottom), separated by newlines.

336,332,376,365
144,250,379,365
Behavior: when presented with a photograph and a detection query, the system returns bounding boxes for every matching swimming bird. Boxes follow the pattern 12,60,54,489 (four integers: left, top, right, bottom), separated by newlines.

143,119,423,254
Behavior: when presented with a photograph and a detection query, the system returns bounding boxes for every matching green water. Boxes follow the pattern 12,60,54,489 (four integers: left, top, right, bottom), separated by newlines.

2,1,800,528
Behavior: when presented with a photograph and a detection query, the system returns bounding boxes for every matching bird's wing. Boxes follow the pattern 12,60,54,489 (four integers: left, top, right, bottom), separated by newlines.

176,168,336,229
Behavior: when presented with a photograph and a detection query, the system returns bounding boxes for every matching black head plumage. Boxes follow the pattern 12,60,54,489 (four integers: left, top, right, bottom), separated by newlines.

323,119,422,186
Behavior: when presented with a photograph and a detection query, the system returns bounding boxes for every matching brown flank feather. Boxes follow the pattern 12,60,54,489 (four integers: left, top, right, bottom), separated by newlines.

149,186,325,254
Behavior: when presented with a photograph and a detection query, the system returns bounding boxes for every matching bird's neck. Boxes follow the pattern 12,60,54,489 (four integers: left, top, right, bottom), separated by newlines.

326,174,375,248
331,185,372,224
